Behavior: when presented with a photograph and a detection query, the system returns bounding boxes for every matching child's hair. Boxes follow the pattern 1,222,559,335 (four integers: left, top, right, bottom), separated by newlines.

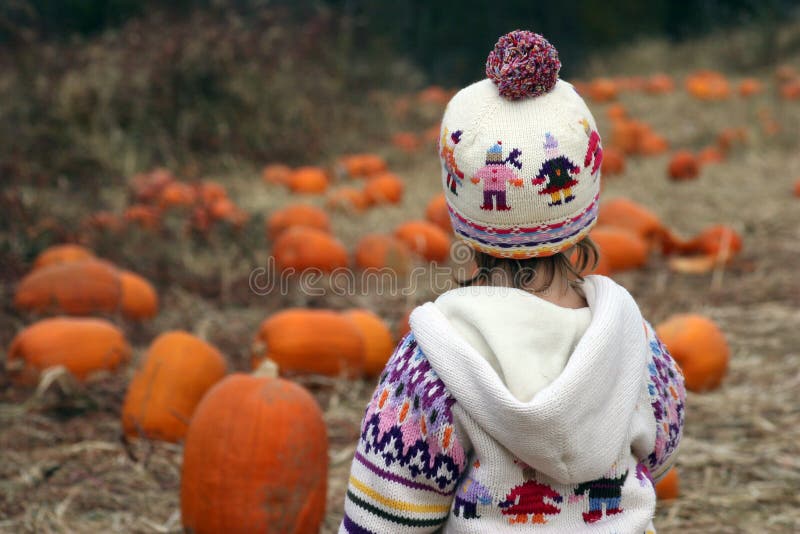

459,237,599,291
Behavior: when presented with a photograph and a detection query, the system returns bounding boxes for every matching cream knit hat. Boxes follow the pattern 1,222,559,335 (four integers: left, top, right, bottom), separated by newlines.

438,31,604,258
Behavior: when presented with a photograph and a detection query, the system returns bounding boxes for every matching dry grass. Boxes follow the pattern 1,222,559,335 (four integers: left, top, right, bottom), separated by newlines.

2,33,800,534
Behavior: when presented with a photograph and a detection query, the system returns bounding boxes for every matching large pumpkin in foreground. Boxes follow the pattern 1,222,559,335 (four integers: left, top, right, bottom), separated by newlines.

7,317,131,384
181,369,328,533
253,309,365,377
121,331,227,442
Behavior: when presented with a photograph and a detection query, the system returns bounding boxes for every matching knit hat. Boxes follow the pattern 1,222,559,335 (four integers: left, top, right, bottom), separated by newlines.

438,31,604,258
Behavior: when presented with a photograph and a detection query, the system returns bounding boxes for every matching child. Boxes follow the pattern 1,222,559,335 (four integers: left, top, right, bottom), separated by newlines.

340,31,685,533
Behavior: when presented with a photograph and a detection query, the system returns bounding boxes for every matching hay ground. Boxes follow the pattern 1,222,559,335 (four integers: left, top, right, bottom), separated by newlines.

2,40,800,534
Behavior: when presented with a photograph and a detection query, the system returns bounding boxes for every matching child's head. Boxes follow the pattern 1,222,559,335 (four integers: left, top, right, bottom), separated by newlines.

438,31,603,290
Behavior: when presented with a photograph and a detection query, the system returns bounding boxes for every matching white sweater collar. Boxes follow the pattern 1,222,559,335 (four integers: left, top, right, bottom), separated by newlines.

410,275,649,484
434,285,591,402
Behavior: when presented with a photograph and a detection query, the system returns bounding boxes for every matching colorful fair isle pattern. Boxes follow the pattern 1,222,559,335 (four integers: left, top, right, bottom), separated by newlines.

447,192,599,259
643,322,686,481
342,334,467,532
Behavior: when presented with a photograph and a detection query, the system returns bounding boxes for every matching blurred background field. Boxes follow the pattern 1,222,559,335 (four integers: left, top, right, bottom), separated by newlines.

1,1,800,533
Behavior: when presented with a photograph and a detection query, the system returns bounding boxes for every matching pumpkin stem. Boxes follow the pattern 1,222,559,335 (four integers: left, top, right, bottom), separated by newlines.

252,358,279,378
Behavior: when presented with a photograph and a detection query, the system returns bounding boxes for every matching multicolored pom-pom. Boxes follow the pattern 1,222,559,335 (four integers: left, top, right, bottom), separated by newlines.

486,31,561,100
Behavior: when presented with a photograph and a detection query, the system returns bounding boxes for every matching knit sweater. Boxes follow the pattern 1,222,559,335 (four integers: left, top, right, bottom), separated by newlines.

340,276,685,533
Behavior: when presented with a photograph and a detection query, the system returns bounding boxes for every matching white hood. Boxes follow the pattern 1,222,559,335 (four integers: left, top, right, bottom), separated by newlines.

409,275,654,484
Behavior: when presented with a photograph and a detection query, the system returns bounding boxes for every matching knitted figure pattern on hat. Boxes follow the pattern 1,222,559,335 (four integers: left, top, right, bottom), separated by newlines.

439,30,604,258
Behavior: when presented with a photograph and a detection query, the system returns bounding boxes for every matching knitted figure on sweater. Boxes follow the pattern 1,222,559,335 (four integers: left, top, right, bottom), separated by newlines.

452,461,492,519
498,466,563,524
571,469,629,524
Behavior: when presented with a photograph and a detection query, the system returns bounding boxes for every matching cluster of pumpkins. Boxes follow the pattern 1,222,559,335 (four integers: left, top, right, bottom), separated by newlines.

82,169,249,236
586,196,743,276
598,101,752,183
574,65,800,103
262,154,453,271
7,241,415,531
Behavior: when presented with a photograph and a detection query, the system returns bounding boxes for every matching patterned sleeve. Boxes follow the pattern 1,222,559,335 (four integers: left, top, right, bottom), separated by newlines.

340,334,469,533
641,322,686,483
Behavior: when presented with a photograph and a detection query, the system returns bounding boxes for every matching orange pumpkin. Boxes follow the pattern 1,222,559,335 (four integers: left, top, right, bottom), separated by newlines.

326,187,370,213
354,234,412,272
425,193,451,233
600,147,626,176
15,259,122,315
266,204,330,240
122,331,227,442
252,309,365,376
685,70,731,100
288,166,329,194
716,127,747,154
667,151,699,181
780,80,800,100
394,221,451,263
181,368,327,533
338,154,387,178
656,314,728,392
130,168,174,203
32,244,95,271
738,78,763,97
261,163,292,185
606,104,627,121
208,198,249,227
7,317,131,384
82,211,124,232
391,132,421,153
196,181,228,205
655,469,680,500
345,310,395,377
586,78,619,102
124,204,161,230
272,227,348,273
679,225,742,262
119,270,159,320
590,227,649,273
644,74,675,95
364,173,404,205
639,133,669,156
158,182,196,208
597,198,666,245
611,120,647,155
697,146,725,165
